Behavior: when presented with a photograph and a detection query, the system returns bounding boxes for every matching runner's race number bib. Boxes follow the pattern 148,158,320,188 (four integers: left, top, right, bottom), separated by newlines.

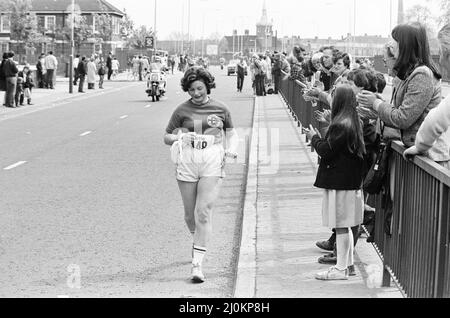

190,134,215,150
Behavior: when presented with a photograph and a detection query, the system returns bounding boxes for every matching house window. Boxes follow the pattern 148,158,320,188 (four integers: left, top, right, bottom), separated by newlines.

0,15,10,33
93,15,98,34
1,42,9,52
112,16,120,35
45,16,56,33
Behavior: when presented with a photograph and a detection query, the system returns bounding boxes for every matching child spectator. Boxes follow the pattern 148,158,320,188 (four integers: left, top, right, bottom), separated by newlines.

15,69,25,107
22,66,34,105
304,84,366,280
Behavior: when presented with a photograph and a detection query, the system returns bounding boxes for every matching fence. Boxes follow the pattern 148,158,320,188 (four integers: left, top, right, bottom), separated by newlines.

278,73,450,298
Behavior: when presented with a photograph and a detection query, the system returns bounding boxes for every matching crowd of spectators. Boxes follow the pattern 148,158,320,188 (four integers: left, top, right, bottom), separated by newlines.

251,21,450,281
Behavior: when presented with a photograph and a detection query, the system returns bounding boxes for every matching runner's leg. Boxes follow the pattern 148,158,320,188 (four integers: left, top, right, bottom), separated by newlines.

193,177,222,248
177,180,198,235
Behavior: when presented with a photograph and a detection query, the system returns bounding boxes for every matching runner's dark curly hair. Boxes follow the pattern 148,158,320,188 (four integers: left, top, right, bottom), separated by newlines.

181,66,216,94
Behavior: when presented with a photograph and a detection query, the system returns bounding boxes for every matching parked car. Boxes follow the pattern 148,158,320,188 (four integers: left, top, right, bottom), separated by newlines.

227,59,248,76
227,59,238,76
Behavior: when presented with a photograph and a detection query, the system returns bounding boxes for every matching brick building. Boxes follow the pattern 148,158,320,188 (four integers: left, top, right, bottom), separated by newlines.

0,0,124,75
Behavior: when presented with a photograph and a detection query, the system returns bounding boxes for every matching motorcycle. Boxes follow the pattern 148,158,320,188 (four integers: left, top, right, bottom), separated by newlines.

145,69,167,102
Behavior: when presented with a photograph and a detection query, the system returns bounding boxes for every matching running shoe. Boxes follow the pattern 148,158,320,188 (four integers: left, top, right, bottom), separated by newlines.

191,263,205,283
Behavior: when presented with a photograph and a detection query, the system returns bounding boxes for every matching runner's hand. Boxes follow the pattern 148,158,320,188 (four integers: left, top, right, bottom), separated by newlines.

225,150,238,159
180,132,197,146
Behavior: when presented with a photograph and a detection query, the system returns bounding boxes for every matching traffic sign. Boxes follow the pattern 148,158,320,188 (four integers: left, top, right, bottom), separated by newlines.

145,36,154,49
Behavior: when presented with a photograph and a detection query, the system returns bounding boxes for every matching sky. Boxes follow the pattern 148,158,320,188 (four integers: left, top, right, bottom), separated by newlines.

107,0,443,40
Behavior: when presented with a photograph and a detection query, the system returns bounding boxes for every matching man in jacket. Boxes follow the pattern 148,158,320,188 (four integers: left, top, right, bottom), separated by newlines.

73,54,80,86
0,52,7,93
3,51,19,107
44,51,58,89
106,52,113,80
271,53,282,94
77,56,87,93
36,53,46,88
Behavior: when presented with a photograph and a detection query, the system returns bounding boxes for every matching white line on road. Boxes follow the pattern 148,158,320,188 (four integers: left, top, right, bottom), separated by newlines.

145,105,151,108
119,115,129,119
3,161,27,170
80,131,92,137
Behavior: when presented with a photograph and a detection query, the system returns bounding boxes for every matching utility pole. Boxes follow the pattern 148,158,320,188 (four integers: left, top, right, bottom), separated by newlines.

188,0,191,55
181,1,184,54
69,0,74,94
153,0,157,61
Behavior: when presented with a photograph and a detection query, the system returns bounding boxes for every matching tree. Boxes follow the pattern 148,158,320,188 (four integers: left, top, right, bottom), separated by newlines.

5,0,48,61
405,4,436,38
126,25,154,49
433,0,450,26
120,9,134,39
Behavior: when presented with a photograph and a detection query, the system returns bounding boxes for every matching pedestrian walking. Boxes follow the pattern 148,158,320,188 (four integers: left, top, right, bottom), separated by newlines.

236,57,246,93
138,56,144,81
77,56,87,93
97,57,106,89
304,84,366,280
44,51,58,89
87,58,97,89
163,66,239,283
106,52,113,80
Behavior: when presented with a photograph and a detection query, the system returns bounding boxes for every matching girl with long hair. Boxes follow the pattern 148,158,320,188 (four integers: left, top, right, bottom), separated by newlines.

305,84,366,280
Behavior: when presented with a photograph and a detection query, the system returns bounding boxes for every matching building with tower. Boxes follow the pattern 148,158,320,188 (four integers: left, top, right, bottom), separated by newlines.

219,1,281,57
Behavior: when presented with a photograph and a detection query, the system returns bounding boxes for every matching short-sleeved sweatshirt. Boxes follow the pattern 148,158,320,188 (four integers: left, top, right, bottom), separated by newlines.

165,98,234,143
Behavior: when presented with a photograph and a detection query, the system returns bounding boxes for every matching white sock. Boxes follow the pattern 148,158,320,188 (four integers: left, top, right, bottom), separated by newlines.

336,231,350,271
348,229,354,267
192,245,206,266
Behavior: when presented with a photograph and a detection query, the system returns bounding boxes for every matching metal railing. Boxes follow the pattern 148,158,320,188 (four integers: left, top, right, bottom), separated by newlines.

278,74,450,298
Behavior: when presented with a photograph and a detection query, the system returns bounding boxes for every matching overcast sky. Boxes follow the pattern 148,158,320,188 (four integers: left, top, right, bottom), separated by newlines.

107,0,442,40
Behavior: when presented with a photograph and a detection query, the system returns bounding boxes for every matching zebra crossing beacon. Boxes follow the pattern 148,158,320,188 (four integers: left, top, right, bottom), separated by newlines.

163,66,239,283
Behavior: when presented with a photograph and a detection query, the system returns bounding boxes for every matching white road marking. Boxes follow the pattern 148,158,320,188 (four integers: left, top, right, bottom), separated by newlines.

4,161,27,170
120,115,129,119
145,105,151,108
80,131,92,137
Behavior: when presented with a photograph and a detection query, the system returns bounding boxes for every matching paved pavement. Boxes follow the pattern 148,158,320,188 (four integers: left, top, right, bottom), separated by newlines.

234,93,404,298
0,72,135,120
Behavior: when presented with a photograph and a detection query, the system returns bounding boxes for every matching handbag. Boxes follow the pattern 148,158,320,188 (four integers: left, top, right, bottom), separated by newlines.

363,123,392,194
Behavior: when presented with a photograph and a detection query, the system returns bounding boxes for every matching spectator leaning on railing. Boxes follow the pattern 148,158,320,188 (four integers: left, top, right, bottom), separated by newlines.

357,22,449,170
403,23,450,169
